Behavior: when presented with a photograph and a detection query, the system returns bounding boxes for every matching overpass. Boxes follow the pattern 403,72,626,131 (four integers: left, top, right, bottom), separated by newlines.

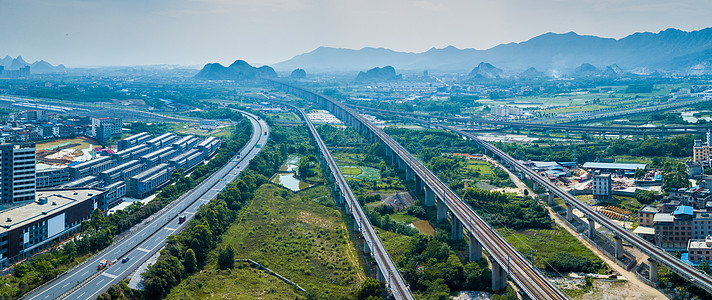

348,104,709,137
348,103,712,295
285,103,414,300
271,81,569,300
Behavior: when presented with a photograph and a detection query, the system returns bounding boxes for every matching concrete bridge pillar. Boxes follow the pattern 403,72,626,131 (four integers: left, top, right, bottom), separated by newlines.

345,202,352,215
354,220,361,232
451,217,463,240
415,176,423,193
547,192,554,204
376,265,385,281
527,128,531,136
614,237,624,259
533,182,539,192
469,234,482,262
364,239,371,254
425,186,435,207
649,259,659,282
406,167,414,182
397,157,405,170
565,130,569,138
588,218,596,237
566,204,573,221
437,198,447,221
492,261,508,291
546,130,550,136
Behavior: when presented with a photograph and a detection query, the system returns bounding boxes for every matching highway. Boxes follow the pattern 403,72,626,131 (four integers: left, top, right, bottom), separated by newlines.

347,103,712,295
271,81,569,300
23,111,269,300
283,103,413,300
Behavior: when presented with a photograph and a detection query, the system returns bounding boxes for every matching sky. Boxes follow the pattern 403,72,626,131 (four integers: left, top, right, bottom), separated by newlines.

1,0,712,67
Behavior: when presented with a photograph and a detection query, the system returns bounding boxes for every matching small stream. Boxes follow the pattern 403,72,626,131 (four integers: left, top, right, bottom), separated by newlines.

271,155,313,192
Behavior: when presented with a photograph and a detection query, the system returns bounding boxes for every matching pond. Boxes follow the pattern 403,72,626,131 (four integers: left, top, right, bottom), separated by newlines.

271,155,313,191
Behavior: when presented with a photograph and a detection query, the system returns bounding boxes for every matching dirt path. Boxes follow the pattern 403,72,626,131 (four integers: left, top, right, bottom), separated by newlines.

486,155,669,299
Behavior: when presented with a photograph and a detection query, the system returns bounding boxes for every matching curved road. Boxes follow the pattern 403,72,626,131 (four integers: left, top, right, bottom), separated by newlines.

23,111,269,300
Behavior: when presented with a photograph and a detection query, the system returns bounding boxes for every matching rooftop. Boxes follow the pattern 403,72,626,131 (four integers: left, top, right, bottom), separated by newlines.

633,226,655,235
0,188,103,234
582,162,647,171
674,205,694,216
688,237,712,250
653,213,675,223
639,205,659,214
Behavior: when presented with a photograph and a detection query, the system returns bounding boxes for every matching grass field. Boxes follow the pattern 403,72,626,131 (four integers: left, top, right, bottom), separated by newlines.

340,166,363,176
466,160,495,175
166,184,365,299
500,226,607,274
376,229,414,261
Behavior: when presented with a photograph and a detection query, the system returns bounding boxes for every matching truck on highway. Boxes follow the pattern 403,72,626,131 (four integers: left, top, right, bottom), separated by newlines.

179,215,186,224
97,259,109,270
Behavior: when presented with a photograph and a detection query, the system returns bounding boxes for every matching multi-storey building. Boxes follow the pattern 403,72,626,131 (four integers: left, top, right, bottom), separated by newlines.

592,173,612,201
639,205,659,227
666,186,712,209
145,133,177,151
197,136,221,157
99,160,144,185
111,144,151,164
0,188,105,266
140,146,177,168
0,143,36,208
68,156,116,180
117,132,151,151
36,168,71,188
688,236,712,262
91,117,122,142
126,163,172,199
102,181,126,210
168,149,204,172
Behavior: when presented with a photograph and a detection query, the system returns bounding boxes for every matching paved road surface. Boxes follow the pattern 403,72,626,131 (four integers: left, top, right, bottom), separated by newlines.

23,111,269,300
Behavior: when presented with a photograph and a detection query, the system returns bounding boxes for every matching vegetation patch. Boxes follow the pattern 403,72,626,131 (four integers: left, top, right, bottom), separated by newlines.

501,227,607,274
166,184,365,299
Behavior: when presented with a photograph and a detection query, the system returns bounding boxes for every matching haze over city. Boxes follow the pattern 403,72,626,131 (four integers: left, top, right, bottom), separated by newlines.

4,1,712,299
2,0,712,67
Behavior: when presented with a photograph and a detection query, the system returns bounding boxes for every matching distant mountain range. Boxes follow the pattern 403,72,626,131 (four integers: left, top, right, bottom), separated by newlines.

0,56,66,73
194,60,276,80
273,28,712,75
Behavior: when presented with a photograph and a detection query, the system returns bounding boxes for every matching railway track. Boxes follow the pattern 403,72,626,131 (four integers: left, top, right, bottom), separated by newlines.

271,81,569,300
287,104,414,300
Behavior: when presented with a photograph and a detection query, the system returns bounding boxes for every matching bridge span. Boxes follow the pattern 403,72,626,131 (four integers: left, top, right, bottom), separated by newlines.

285,103,414,300
271,81,569,300
348,104,712,295
348,104,710,137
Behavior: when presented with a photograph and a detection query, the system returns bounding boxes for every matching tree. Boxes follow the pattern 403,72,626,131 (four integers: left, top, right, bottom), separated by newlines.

217,246,235,270
90,208,106,229
699,261,711,275
184,249,197,273
634,168,645,180
356,277,383,300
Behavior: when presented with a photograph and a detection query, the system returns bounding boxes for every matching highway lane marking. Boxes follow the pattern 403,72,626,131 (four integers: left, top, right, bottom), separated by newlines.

163,227,177,231
101,272,118,279
136,247,151,253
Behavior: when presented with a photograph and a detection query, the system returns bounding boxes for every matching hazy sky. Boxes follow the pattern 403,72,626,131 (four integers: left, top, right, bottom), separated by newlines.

2,0,711,67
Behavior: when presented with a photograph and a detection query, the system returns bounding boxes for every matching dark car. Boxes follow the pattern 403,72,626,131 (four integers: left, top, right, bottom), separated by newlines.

121,257,130,263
